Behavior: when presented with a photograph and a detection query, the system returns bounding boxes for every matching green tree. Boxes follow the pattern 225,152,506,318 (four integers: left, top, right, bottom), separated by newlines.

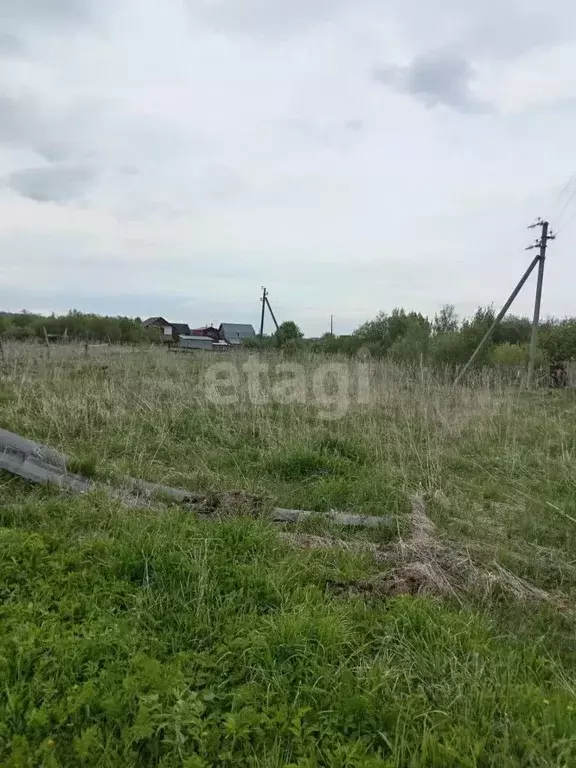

0,310,152,344
539,320,576,363
433,304,459,335
498,315,532,345
354,309,430,356
274,321,304,348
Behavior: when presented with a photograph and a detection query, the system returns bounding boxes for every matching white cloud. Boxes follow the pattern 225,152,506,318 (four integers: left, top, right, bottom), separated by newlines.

0,0,575,333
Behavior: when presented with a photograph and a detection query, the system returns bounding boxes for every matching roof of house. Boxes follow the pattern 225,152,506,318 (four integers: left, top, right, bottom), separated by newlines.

219,323,256,339
180,335,212,341
171,323,191,336
143,316,170,327
179,336,215,346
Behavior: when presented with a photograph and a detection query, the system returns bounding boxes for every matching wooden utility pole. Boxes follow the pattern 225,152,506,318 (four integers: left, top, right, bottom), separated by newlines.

259,286,267,337
527,219,555,386
455,218,555,386
454,254,541,385
265,296,279,331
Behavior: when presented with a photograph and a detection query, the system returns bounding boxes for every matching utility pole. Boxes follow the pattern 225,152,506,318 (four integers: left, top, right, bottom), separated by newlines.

259,286,267,337
265,295,279,331
455,218,555,387
527,219,555,386
454,254,541,385
330,315,334,336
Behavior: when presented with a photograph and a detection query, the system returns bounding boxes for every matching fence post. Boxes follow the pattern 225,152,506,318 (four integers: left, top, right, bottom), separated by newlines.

43,326,51,360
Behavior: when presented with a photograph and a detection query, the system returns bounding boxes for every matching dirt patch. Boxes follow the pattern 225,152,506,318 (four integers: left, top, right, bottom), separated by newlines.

194,490,269,519
320,496,565,607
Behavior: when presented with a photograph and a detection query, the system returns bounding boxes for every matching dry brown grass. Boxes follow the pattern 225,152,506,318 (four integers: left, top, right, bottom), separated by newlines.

326,496,567,607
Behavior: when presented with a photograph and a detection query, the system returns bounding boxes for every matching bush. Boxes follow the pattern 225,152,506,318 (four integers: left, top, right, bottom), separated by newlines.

539,320,576,363
489,343,531,367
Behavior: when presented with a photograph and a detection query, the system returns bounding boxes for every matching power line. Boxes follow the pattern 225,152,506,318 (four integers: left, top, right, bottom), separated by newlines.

555,206,576,238
556,173,576,205
556,186,576,227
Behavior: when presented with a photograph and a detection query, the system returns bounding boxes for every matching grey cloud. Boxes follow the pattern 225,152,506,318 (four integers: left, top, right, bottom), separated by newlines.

0,32,23,56
0,0,109,52
7,165,96,202
0,94,95,162
466,10,561,59
34,141,75,163
388,1,569,60
0,95,63,158
0,95,38,145
186,0,351,37
0,0,91,28
186,0,571,54
374,52,491,114
345,119,363,133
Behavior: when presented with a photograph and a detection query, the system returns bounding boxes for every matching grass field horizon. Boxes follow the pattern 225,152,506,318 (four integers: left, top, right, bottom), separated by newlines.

1,342,575,766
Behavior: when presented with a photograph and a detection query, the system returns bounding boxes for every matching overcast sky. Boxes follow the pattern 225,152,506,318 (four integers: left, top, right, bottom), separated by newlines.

1,0,575,335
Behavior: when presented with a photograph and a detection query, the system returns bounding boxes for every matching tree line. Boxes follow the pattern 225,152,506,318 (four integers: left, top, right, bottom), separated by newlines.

2,307,576,369
0,310,156,344
251,307,576,369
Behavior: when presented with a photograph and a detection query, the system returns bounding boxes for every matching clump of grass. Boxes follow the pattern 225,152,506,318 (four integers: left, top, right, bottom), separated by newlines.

265,449,347,481
67,454,100,479
314,435,368,463
0,387,15,404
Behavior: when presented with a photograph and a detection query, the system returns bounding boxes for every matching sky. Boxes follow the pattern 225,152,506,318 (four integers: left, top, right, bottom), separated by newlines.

0,0,575,336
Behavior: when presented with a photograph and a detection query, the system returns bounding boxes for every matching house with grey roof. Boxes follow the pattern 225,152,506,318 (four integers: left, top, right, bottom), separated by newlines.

143,317,190,343
218,323,256,345
179,335,215,351
171,323,191,338
143,316,173,342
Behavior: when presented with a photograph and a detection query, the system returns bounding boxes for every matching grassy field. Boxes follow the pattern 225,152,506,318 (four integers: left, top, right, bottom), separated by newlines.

0,342,575,766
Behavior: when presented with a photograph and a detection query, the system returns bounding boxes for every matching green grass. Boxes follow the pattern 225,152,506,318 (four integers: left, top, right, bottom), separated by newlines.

0,343,576,765
1,494,575,767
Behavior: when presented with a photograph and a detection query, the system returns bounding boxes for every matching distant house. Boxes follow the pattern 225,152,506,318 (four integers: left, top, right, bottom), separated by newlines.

218,323,256,345
191,325,220,342
143,316,173,342
171,323,191,338
143,317,190,343
179,336,216,351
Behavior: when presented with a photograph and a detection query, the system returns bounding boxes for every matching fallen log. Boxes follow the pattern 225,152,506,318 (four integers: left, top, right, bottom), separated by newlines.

0,428,197,503
0,427,392,529
0,428,69,471
271,508,390,528
0,449,92,494
122,477,196,504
